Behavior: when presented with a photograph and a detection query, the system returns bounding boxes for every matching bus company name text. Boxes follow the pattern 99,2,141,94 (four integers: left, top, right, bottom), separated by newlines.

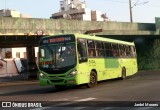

2,102,42,108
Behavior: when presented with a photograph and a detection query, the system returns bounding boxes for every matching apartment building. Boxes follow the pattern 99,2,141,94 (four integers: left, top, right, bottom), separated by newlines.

51,0,109,21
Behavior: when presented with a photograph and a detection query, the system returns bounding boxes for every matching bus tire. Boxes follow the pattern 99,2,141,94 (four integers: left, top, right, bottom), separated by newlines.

87,71,97,88
121,68,126,80
54,85,66,90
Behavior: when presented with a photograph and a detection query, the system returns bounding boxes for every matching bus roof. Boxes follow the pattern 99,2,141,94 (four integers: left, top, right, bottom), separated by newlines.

40,33,134,46
74,33,134,46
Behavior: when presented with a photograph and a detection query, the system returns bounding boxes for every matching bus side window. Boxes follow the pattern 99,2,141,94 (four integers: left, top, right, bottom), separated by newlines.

95,41,105,57
77,39,88,63
87,40,96,57
112,44,119,57
119,44,126,58
132,46,137,57
125,45,132,58
105,43,113,57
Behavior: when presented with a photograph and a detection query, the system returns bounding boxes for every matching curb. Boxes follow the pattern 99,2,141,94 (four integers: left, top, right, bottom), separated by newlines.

0,80,39,87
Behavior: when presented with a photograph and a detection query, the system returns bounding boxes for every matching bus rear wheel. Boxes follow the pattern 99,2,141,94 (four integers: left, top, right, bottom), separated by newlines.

121,68,126,80
87,71,97,88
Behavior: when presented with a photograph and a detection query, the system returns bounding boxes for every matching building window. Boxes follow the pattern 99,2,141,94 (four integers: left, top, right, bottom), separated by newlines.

61,7,65,11
16,52,20,58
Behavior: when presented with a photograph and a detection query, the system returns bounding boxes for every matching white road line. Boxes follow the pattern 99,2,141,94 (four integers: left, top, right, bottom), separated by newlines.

31,107,51,110
55,97,96,106
50,97,79,101
99,107,115,110
73,107,87,110
136,107,155,110
76,97,96,101
31,97,96,110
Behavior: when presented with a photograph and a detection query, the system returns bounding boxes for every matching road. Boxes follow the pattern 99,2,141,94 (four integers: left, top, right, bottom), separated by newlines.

0,71,160,109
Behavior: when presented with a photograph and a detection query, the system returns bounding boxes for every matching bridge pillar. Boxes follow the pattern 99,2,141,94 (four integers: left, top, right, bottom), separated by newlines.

26,46,38,78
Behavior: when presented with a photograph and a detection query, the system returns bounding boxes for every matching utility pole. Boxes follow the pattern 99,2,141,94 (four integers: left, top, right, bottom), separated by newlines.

4,0,7,16
129,0,133,22
129,0,149,22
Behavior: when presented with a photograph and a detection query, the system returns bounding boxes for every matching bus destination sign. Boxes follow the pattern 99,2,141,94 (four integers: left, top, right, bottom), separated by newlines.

40,35,75,45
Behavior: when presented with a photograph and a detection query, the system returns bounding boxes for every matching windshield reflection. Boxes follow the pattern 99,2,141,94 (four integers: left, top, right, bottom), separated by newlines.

39,43,76,70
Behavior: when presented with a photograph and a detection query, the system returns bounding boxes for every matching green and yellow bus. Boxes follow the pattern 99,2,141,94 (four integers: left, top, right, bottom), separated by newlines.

38,33,138,89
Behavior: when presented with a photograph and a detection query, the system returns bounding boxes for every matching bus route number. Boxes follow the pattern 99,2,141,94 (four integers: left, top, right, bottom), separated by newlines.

65,37,71,41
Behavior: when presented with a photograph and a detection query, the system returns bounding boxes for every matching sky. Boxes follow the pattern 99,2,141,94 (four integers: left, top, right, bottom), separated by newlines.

0,0,159,23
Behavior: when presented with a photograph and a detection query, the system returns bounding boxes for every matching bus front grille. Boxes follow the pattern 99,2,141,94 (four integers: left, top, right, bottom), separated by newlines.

50,79,64,83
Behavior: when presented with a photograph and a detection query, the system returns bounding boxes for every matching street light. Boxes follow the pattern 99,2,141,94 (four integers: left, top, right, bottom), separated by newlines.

129,0,149,22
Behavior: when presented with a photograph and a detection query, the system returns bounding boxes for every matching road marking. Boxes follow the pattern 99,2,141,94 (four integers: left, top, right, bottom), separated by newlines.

55,97,96,106
31,97,96,110
73,107,87,110
76,97,96,101
99,107,115,110
136,107,155,110
31,107,51,110
50,97,79,101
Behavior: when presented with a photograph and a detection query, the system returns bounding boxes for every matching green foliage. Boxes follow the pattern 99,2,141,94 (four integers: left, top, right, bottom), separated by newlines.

137,39,160,70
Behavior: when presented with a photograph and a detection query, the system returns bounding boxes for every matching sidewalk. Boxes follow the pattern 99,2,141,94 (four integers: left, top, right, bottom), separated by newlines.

0,80,38,87
138,70,160,76
0,73,38,87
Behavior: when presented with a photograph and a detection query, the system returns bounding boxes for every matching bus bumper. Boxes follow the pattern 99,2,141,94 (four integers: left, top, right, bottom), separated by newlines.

39,77,77,86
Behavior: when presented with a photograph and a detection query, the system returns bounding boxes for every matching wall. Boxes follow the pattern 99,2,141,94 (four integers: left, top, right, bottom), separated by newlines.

155,17,160,32
0,59,18,77
0,17,156,35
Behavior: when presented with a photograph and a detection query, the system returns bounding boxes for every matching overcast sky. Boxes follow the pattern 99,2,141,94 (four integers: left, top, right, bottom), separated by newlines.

0,0,159,23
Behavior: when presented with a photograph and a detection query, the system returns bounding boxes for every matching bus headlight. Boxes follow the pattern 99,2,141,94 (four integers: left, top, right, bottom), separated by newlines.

40,73,47,79
68,70,77,77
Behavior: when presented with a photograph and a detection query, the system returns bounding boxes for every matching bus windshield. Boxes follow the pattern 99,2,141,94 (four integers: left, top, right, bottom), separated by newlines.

39,43,76,72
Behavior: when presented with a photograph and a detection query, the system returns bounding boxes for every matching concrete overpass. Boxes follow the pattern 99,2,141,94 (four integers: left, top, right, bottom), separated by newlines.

0,17,160,71
0,17,159,35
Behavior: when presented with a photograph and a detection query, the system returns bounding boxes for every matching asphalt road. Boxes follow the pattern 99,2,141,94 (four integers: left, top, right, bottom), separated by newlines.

0,71,160,109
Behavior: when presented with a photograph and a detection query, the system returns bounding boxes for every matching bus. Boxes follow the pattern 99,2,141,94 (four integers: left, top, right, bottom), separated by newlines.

38,33,138,89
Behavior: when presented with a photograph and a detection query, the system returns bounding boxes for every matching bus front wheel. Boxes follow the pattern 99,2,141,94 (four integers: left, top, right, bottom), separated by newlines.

121,68,126,80
87,71,97,88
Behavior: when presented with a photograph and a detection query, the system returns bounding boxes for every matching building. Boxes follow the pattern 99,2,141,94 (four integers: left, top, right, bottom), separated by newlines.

0,47,38,77
0,9,33,77
60,0,86,11
0,9,32,18
51,0,109,21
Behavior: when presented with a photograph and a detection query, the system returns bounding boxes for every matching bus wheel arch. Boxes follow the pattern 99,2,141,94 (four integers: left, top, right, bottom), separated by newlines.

87,69,97,88
121,67,126,80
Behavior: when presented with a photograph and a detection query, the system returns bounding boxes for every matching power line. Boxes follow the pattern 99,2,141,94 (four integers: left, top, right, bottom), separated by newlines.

133,0,140,6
